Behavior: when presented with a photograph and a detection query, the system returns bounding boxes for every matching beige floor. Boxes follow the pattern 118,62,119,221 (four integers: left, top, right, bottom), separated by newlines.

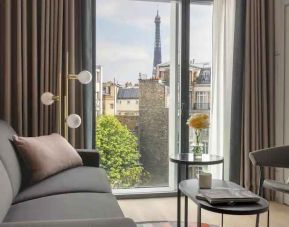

118,197,289,227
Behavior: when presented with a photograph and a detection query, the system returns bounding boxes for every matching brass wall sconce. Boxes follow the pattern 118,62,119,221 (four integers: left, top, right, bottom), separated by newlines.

41,53,92,139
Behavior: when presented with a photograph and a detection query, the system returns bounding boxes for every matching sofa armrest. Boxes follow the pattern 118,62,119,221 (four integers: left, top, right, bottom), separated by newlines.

0,218,136,227
77,149,100,167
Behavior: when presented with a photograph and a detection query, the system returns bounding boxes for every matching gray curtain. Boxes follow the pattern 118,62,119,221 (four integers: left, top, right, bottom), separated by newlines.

67,0,96,149
230,0,275,199
229,0,246,185
74,0,96,149
0,0,96,149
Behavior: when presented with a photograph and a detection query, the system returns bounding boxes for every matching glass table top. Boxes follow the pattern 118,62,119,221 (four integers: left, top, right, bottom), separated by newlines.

170,153,224,165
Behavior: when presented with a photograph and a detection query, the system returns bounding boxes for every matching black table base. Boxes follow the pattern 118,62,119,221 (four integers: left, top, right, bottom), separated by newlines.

171,153,225,227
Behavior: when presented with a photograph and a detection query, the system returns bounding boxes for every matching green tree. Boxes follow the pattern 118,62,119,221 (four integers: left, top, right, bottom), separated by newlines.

96,115,147,188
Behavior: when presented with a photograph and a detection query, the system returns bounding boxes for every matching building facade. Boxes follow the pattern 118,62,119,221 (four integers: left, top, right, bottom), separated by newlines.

155,62,211,153
138,78,169,186
116,87,140,138
189,66,211,153
102,81,119,116
116,87,139,116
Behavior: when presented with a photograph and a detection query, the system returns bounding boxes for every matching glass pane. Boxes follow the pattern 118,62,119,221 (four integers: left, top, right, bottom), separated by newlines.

95,0,171,189
189,3,213,155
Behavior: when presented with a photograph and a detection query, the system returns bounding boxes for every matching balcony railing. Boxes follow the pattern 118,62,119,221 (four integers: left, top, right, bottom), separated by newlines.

192,103,210,110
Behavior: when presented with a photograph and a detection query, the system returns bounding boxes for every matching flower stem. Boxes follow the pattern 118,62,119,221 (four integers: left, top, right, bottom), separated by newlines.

194,129,202,155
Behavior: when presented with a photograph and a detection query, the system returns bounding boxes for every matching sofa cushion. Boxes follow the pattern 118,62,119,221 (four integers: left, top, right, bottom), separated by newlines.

0,218,136,227
12,134,83,184
0,161,14,222
4,193,124,222
0,121,22,197
13,167,112,204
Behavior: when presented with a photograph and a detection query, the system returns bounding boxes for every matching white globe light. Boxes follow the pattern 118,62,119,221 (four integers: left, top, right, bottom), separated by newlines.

41,92,55,105
76,70,92,84
66,114,82,129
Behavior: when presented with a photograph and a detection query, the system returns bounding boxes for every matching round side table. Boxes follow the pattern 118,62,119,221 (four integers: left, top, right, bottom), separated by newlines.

180,179,269,227
170,153,224,227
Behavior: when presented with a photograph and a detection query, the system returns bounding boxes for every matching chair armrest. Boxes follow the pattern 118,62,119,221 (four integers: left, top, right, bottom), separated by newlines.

249,145,289,168
0,218,136,227
77,149,100,167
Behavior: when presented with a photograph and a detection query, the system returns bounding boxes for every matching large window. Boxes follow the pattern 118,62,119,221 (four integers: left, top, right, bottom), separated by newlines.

95,0,213,192
96,0,171,190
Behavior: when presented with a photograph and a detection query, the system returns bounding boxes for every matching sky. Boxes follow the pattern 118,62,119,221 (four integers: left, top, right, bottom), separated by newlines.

96,0,213,84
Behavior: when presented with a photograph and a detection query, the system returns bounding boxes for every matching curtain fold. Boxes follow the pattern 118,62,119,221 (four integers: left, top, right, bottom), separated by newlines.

210,0,235,180
0,0,96,149
229,0,246,184
73,0,96,149
79,0,94,149
230,0,275,200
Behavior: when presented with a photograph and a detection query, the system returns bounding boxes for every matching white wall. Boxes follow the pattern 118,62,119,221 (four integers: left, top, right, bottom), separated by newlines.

116,99,139,115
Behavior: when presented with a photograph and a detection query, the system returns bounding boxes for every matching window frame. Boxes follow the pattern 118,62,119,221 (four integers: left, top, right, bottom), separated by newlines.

97,0,215,196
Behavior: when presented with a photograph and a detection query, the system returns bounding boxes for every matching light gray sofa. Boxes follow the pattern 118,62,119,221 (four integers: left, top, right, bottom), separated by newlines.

0,120,136,227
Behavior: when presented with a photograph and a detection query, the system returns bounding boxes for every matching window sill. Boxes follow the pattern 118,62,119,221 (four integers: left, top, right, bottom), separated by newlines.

114,187,177,199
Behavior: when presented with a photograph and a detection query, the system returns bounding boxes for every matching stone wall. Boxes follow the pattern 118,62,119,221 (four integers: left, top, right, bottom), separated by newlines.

139,79,169,186
116,115,139,137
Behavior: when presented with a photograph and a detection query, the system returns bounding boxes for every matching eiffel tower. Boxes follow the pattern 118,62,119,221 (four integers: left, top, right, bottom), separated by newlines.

152,10,162,77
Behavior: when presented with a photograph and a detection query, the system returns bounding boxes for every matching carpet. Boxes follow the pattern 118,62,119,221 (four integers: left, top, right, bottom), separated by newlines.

136,221,218,227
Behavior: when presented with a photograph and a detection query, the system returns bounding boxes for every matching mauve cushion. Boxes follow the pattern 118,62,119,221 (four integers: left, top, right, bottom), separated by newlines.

12,134,83,184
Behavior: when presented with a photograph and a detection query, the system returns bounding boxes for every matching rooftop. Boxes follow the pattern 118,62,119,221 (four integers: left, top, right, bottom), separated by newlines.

117,88,139,100
196,67,211,84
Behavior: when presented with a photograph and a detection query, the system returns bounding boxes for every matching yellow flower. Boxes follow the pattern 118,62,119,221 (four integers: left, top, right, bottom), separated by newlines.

187,113,210,129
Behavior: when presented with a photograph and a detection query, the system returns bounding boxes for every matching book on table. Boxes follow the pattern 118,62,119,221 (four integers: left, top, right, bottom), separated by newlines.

196,188,260,205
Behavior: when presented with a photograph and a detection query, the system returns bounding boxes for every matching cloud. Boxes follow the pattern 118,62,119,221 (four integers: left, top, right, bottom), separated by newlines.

96,0,170,32
96,41,153,83
97,41,151,63
190,4,213,63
